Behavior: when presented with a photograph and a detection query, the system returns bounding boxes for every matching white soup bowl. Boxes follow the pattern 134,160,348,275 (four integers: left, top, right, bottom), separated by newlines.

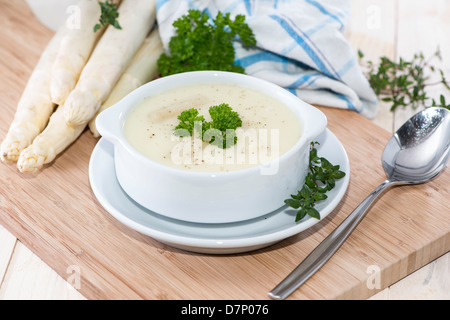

96,71,327,224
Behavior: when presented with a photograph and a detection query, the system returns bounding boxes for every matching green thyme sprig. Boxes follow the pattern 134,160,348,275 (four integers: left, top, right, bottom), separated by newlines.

94,1,121,33
285,142,346,222
359,48,450,111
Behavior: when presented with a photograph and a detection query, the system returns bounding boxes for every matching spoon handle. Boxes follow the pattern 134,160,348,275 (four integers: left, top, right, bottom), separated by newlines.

268,179,393,300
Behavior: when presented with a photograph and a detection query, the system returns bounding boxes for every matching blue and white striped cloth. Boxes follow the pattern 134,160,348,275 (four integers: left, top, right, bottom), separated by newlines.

156,0,379,118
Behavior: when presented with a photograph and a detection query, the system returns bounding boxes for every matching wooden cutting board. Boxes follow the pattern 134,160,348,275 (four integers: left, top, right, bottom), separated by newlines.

0,0,448,300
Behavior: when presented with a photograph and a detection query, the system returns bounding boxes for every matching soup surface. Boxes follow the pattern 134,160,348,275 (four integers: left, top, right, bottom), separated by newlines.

124,83,302,172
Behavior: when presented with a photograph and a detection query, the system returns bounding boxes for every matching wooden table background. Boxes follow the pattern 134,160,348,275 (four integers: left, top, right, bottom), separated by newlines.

0,0,449,300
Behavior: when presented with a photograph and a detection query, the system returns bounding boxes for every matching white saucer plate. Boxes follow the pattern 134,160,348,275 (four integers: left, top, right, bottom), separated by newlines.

89,129,350,254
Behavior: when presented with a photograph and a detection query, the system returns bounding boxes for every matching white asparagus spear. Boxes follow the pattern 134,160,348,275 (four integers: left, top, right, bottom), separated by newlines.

50,0,121,106
17,28,163,174
0,29,66,162
89,28,163,137
17,106,85,174
63,0,157,127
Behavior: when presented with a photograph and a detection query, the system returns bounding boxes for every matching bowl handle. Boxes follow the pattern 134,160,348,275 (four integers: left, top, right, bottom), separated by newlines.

95,103,124,145
303,104,328,141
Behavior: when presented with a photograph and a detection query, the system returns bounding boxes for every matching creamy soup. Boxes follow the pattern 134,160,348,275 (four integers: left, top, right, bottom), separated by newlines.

123,83,302,172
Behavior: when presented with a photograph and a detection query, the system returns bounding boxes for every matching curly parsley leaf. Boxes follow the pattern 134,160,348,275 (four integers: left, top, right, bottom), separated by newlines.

158,10,256,76
204,103,243,148
174,108,208,138
174,104,243,149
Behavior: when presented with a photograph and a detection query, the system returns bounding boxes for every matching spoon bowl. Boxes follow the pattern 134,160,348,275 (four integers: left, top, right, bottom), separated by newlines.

383,107,450,183
269,107,450,300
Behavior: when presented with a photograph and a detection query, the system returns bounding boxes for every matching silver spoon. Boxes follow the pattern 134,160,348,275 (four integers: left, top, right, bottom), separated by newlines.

269,107,450,300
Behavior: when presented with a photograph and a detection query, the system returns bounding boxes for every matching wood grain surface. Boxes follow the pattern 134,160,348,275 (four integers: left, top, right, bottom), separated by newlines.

0,0,449,300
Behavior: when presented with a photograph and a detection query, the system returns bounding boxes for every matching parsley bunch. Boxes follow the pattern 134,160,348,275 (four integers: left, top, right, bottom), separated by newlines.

174,108,207,137
359,48,450,111
174,104,243,149
285,142,346,222
94,0,121,33
158,10,256,76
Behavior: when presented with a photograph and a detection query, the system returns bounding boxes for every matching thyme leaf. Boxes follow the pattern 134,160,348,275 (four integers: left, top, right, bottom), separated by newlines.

94,1,121,33
359,48,450,111
285,142,346,222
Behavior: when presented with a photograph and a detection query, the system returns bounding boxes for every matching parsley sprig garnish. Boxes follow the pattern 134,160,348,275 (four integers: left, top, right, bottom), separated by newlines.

174,108,206,137
158,10,256,76
94,1,122,33
285,142,346,222
174,104,243,149
359,48,450,111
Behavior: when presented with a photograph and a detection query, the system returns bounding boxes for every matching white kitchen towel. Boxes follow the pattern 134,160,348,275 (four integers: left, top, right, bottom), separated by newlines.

156,0,379,118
